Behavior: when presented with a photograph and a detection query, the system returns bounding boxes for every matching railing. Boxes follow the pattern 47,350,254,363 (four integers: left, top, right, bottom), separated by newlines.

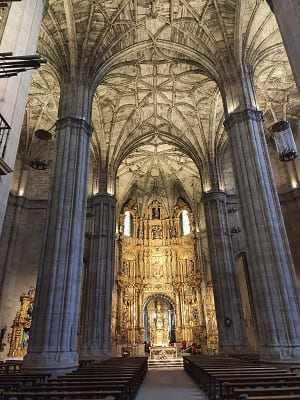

0,113,10,159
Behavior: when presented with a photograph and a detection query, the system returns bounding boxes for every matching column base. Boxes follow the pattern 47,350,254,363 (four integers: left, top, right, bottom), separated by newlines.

79,346,112,362
218,344,251,356
260,345,300,363
22,351,79,375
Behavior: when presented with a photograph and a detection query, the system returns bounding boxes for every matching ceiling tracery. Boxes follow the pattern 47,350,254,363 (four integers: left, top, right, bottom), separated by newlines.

16,0,300,207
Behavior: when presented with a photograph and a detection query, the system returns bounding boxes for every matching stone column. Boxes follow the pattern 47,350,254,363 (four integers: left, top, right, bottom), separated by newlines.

224,108,300,362
0,0,47,234
267,0,300,93
203,190,249,354
22,111,93,374
80,194,116,360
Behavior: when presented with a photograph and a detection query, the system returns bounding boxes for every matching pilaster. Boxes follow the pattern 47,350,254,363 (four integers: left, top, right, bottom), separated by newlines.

224,108,300,362
203,190,249,354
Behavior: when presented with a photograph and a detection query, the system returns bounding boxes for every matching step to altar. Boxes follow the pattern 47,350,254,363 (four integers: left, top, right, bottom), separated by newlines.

148,358,184,369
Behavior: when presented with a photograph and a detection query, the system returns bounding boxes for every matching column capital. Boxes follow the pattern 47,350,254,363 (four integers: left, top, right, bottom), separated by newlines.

224,108,263,131
203,190,227,203
56,117,93,136
92,193,116,205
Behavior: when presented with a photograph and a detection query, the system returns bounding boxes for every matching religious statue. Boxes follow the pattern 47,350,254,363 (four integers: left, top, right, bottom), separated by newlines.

150,301,169,345
122,261,129,275
192,308,198,321
152,225,162,239
188,259,194,274
152,207,160,219
169,224,177,238
138,220,144,238
21,329,30,349
153,260,162,276
123,307,129,323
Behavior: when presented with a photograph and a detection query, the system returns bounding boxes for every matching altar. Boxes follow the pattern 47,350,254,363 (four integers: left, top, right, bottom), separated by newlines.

150,345,177,360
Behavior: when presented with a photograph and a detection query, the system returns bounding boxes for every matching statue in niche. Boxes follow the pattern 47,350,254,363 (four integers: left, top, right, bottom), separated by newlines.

169,224,177,238
192,308,198,322
21,328,30,349
138,220,144,238
152,207,160,220
122,261,129,275
152,225,162,239
123,308,128,323
153,260,162,276
188,259,194,274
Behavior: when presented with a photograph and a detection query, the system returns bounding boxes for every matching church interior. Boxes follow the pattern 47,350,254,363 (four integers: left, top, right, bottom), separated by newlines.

0,0,300,396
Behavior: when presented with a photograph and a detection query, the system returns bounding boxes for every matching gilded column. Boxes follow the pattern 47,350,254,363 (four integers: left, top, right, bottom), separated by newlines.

224,108,300,361
80,194,116,360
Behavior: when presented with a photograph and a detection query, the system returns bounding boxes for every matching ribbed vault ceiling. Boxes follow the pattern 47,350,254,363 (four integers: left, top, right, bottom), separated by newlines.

17,0,300,208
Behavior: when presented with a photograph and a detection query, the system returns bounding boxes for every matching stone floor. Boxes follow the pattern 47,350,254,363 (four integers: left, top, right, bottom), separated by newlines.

135,368,207,400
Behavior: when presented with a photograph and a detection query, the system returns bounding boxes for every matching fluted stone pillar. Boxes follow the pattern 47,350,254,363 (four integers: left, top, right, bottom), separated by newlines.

0,0,47,234
267,0,300,92
224,108,300,362
22,115,93,374
203,190,249,354
80,194,116,360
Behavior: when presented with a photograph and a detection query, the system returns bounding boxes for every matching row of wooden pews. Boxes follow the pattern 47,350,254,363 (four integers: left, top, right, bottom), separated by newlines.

0,361,22,374
183,355,300,400
0,356,148,399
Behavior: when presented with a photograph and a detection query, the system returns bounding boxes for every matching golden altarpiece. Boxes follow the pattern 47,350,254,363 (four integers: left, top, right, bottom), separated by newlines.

7,287,35,358
112,199,218,353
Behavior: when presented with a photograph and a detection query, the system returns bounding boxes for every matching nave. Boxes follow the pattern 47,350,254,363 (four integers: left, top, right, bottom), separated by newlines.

1,354,300,399
135,367,206,400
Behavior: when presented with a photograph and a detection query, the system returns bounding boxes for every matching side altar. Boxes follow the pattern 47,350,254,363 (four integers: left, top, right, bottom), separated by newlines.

150,345,177,360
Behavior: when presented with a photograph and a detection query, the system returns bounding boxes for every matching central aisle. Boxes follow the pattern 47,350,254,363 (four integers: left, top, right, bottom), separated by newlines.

135,368,207,400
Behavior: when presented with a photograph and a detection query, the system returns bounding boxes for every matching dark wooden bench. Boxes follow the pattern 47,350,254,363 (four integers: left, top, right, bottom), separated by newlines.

1,389,122,399
219,375,300,399
232,386,300,399
183,355,300,400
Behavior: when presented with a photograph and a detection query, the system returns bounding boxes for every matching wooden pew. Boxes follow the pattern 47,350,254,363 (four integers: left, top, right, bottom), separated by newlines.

232,386,300,399
183,355,300,400
0,389,122,399
220,375,300,399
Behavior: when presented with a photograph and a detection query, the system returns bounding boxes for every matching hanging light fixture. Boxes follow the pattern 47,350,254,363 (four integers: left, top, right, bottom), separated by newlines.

29,126,54,170
271,120,298,162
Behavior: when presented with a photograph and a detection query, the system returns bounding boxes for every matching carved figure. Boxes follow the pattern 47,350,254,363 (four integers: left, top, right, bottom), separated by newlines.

188,259,194,274
169,224,177,238
153,260,162,275
123,307,129,323
192,308,198,321
152,225,162,239
152,207,160,219
138,221,144,238
122,261,129,275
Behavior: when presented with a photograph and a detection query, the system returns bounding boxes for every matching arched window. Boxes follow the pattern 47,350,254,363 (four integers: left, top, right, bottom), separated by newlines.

180,210,191,236
124,211,133,237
